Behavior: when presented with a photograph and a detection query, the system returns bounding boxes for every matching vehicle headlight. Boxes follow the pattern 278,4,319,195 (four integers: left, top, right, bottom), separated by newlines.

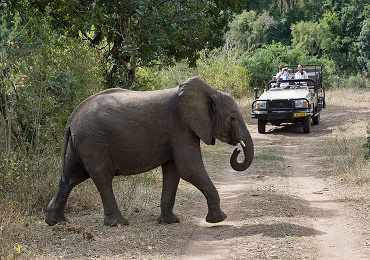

254,101,267,109
294,99,308,108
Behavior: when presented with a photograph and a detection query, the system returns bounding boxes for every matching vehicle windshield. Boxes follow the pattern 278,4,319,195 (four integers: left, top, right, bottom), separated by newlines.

268,85,308,91
268,78,315,91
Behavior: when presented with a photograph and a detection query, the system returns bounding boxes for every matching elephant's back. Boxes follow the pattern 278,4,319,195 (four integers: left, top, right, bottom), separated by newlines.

69,88,178,123
67,87,181,142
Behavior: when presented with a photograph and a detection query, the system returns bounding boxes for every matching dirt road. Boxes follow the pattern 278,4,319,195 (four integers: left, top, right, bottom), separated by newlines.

26,93,369,259
178,107,369,259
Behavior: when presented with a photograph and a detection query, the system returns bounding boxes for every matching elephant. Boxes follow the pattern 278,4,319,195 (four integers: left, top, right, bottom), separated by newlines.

45,76,254,226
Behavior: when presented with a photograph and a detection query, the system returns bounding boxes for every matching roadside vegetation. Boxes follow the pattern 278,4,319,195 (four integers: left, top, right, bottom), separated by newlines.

1,0,369,258
320,89,369,199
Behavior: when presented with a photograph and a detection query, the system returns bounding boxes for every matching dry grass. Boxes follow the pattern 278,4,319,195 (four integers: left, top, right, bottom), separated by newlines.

315,88,370,235
0,87,369,259
325,88,369,109
319,88,369,195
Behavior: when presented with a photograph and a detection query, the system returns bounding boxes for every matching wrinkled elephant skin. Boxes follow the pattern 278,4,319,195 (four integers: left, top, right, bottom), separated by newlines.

45,77,254,226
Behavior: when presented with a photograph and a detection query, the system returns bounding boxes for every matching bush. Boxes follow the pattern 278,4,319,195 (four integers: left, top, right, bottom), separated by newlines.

240,42,319,88
197,49,250,98
0,15,105,257
347,73,369,88
134,48,251,98
133,62,196,91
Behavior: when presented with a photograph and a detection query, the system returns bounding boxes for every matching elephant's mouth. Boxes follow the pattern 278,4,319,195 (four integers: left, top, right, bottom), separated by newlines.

215,134,238,146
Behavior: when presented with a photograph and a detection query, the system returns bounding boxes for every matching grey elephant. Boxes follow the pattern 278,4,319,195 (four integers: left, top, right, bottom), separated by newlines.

46,76,254,226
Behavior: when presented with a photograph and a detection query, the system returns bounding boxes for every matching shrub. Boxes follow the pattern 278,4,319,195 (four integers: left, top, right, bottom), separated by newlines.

347,73,369,88
133,62,196,91
240,42,319,88
135,48,251,98
197,49,250,98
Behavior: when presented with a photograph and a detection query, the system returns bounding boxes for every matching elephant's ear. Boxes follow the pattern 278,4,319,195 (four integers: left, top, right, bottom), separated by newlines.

178,77,218,145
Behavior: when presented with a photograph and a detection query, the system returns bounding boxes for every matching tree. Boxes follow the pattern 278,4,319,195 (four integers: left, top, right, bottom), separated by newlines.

357,18,370,73
291,20,335,57
227,10,277,53
35,0,247,89
240,42,315,88
0,9,103,151
320,0,370,72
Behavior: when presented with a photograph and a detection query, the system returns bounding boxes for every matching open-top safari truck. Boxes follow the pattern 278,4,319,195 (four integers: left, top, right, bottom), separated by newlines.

251,64,325,133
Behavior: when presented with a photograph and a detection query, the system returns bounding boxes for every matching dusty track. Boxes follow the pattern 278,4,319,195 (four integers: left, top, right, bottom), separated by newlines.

24,97,369,259
178,107,369,259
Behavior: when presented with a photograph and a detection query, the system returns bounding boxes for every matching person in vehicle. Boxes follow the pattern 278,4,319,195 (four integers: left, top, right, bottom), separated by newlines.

276,64,291,88
294,64,308,86
295,64,308,79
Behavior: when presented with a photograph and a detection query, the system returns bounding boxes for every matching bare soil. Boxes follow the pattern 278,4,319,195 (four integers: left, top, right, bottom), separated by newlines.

19,93,370,259
178,109,370,260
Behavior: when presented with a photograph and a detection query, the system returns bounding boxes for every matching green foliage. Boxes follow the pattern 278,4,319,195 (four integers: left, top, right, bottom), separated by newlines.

265,0,325,46
196,49,250,98
32,0,248,88
227,10,277,53
347,74,369,89
240,42,319,88
134,48,250,98
1,13,104,148
357,18,370,73
133,63,196,91
291,20,334,57
0,11,104,204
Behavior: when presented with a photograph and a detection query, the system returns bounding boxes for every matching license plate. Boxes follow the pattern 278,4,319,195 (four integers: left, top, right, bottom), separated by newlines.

294,112,307,118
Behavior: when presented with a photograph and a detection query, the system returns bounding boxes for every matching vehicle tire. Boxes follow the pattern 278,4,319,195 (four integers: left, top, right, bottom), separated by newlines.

312,113,320,125
302,116,311,133
258,119,266,134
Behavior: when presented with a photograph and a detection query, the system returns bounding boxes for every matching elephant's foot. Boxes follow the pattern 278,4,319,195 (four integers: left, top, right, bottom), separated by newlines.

157,213,180,224
45,209,67,226
206,210,227,223
104,214,129,226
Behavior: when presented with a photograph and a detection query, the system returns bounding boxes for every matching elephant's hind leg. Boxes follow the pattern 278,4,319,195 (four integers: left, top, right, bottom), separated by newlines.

89,171,128,226
46,155,89,226
157,161,180,224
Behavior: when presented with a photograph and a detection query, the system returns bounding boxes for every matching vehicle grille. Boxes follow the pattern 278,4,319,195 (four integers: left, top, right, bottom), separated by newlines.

268,100,293,109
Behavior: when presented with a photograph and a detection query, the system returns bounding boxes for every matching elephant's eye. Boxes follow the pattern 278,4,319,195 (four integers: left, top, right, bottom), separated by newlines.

230,116,236,121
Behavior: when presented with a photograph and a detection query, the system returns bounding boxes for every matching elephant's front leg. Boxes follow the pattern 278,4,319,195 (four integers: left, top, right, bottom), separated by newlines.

174,147,227,223
157,160,180,224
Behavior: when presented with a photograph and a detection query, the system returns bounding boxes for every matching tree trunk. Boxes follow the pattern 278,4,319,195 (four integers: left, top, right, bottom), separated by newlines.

125,58,136,89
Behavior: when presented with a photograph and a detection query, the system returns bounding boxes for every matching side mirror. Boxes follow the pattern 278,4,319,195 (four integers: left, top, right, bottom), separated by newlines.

254,88,259,99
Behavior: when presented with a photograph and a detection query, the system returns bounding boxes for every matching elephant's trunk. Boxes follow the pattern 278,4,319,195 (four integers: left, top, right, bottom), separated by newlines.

230,131,254,171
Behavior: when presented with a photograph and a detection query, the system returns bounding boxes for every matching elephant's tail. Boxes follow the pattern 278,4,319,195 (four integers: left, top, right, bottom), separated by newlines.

61,126,71,183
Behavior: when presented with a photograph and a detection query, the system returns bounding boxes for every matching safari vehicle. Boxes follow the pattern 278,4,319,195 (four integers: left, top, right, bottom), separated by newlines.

251,64,325,133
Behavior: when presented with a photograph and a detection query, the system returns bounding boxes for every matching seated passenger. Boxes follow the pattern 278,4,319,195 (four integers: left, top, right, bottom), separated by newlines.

276,64,291,88
295,64,308,85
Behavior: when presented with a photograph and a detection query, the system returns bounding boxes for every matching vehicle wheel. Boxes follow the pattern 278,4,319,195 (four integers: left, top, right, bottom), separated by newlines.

302,116,311,133
312,113,320,125
258,119,266,134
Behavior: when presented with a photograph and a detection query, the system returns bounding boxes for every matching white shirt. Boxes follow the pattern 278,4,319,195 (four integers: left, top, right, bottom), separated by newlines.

276,71,291,86
295,71,308,79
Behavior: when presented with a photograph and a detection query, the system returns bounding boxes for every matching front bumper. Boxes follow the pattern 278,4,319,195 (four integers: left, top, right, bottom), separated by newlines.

251,99,311,121
251,110,311,121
